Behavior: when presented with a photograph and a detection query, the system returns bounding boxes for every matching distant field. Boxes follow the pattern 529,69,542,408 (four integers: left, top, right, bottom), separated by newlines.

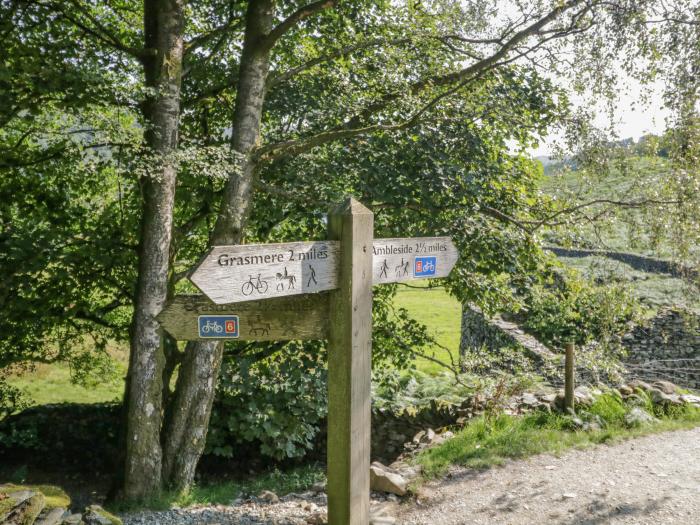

541,155,700,311
7,342,128,407
393,283,462,375
7,363,124,406
541,156,675,257
558,256,700,313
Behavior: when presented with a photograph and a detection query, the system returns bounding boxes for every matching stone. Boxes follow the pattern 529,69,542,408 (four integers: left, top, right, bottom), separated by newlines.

625,407,657,427
258,490,280,504
618,385,633,396
369,462,409,496
311,481,326,493
61,513,83,525
650,388,683,406
420,428,436,444
574,387,594,406
83,505,122,525
306,511,327,524
681,394,700,406
521,393,539,406
628,380,653,393
1,490,45,525
35,508,67,525
652,380,680,395
542,393,557,404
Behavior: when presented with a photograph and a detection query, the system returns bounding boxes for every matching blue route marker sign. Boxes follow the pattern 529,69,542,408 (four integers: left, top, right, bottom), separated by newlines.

198,315,239,338
414,256,437,277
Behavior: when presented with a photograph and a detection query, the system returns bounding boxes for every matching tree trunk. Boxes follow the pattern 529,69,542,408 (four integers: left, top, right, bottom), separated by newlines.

123,0,185,501
160,0,273,490
161,340,223,489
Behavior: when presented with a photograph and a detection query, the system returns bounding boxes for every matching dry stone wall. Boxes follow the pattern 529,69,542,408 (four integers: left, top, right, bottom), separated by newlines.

459,305,561,380
622,308,700,390
459,304,700,391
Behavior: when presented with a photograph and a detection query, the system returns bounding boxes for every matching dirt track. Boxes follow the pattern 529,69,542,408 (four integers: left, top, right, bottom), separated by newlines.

395,426,700,524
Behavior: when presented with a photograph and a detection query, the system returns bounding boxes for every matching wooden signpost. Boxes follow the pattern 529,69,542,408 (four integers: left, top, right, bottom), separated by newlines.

158,197,458,525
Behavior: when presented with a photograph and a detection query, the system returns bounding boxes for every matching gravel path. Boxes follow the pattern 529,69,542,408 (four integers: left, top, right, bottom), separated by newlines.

396,426,700,524
122,427,700,525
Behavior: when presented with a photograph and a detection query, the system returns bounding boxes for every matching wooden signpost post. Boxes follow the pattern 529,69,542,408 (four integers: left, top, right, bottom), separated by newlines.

158,197,458,525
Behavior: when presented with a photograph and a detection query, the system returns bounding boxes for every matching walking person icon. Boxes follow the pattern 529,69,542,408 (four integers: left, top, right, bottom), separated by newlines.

379,259,389,279
307,264,318,287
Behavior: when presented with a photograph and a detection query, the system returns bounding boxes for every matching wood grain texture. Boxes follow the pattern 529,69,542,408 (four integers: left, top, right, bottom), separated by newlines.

189,241,340,304
372,236,458,284
327,197,373,525
565,342,575,411
157,294,329,341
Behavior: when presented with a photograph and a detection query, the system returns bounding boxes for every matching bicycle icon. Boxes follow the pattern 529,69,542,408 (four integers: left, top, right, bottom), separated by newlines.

200,320,223,334
241,274,269,296
422,260,435,272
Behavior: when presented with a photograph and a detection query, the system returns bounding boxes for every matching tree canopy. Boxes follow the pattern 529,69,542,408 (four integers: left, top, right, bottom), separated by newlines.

3,0,699,499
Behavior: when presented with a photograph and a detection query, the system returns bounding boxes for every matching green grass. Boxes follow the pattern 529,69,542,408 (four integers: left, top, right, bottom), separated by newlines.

416,393,700,479
7,363,124,406
393,283,462,375
112,464,324,512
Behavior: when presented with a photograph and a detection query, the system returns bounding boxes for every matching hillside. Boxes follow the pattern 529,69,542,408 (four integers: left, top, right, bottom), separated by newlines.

540,155,700,312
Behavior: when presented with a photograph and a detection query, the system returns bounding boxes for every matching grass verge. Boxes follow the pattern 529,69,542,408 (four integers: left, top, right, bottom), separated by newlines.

111,464,324,513
416,392,700,479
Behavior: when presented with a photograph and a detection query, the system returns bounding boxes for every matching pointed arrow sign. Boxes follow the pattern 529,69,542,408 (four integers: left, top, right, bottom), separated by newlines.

189,237,458,304
189,241,340,304
157,294,330,341
371,236,458,284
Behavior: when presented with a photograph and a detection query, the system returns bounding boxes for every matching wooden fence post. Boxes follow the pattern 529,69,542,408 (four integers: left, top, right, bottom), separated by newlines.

327,197,373,525
564,341,575,412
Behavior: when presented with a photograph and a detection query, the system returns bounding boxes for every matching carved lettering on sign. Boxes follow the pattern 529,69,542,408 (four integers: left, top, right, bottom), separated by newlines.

371,237,458,284
190,241,340,304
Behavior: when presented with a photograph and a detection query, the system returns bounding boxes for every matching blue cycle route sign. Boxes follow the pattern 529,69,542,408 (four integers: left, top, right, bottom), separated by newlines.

414,256,437,277
198,315,239,338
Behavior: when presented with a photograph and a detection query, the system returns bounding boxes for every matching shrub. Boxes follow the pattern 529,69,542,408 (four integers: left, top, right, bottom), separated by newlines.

0,375,28,419
206,342,327,461
521,266,639,349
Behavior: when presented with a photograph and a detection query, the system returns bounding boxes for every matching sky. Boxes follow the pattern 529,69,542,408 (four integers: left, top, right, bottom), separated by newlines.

530,66,670,158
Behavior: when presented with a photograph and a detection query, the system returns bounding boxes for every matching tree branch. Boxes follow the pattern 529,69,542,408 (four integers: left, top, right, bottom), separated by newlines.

261,0,335,51
258,0,587,160
258,73,477,160
46,0,151,60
